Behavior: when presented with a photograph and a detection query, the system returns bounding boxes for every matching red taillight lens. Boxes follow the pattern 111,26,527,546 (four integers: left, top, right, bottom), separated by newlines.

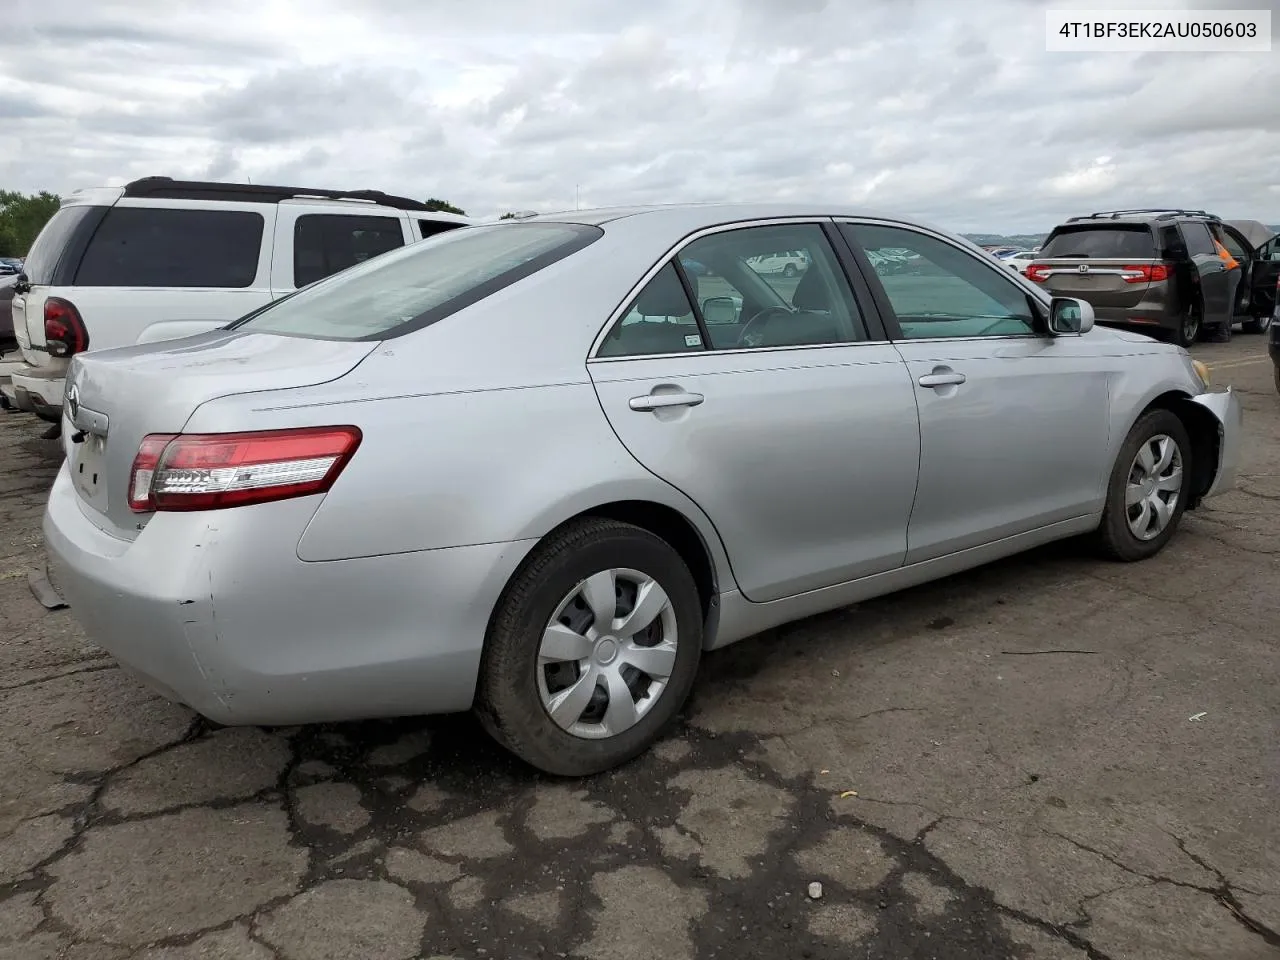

1120,264,1171,283
128,426,362,513
128,434,178,512
44,297,89,357
1025,264,1051,282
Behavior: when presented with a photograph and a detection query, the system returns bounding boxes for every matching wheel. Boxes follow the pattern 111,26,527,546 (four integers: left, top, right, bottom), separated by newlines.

1242,312,1272,334
1094,409,1192,562
1274,363,1280,396
1174,303,1201,347
782,263,798,278
475,518,703,776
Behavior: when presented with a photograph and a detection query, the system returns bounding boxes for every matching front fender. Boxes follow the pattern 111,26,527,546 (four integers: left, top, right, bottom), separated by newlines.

1190,388,1243,498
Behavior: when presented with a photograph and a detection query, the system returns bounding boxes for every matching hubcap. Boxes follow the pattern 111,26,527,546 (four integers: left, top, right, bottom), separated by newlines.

536,568,678,740
1125,434,1183,541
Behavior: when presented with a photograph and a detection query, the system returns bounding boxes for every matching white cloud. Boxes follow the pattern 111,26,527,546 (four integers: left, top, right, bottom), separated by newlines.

0,0,1277,232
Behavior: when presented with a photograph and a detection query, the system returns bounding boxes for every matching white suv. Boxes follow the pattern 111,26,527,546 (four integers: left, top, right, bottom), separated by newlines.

2,176,472,427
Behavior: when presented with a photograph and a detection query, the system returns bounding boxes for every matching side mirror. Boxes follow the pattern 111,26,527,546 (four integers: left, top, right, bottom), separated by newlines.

701,296,739,325
1048,296,1094,335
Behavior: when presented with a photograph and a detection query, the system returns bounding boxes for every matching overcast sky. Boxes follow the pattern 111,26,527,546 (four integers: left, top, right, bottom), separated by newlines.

1,0,1277,231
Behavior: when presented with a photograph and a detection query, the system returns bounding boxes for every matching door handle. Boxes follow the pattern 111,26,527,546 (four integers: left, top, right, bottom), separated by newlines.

917,372,966,388
629,392,705,411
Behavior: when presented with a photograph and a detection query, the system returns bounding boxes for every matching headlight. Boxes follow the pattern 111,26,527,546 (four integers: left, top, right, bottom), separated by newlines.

1192,359,1211,388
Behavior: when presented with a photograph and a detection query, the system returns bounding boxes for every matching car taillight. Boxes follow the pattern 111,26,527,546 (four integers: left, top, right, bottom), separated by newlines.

1025,264,1052,282
128,426,362,513
44,298,89,357
1119,264,1171,283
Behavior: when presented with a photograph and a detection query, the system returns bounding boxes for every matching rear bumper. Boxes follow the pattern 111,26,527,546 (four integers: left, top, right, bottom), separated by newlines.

4,366,64,421
43,466,536,725
1191,388,1243,499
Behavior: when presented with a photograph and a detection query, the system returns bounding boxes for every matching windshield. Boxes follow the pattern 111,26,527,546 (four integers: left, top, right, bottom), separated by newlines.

1040,226,1156,259
233,222,603,341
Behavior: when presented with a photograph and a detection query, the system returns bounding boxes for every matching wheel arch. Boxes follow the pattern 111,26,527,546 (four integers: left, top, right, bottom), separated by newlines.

1135,390,1220,509
488,498,728,651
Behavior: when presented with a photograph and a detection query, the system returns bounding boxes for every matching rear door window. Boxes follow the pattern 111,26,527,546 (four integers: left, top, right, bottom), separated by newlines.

294,215,406,287
235,222,602,341
74,208,265,287
1180,223,1217,257
1039,226,1156,259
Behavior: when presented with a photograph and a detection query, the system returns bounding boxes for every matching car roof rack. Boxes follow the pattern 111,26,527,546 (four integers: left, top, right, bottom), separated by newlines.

1066,208,1220,223
121,176,452,214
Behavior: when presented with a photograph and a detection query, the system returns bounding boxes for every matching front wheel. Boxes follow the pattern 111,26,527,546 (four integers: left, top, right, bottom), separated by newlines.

475,518,703,776
1094,409,1192,562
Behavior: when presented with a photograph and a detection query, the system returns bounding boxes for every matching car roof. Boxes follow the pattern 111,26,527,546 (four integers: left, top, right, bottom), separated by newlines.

520,201,959,237
57,178,472,222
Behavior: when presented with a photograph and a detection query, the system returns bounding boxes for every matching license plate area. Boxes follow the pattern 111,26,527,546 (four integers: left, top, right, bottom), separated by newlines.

72,434,108,504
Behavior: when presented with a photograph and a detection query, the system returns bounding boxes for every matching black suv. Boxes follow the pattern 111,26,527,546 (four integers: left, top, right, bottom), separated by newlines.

1026,209,1280,346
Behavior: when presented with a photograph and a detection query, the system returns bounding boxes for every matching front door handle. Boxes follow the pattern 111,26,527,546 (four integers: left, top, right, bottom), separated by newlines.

629,392,705,411
918,372,966,388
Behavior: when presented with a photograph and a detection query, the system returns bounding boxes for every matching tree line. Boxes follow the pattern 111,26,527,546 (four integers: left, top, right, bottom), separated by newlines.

0,191,60,258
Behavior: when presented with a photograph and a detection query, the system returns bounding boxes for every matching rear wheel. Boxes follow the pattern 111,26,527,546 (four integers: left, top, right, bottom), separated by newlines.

1095,409,1192,562
1174,303,1201,347
475,518,703,776
1242,312,1271,335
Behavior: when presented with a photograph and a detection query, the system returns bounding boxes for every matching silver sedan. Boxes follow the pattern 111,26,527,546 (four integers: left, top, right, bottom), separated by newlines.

44,204,1242,775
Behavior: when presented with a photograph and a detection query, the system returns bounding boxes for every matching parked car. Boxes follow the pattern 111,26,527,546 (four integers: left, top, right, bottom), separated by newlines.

1003,251,1040,274
45,203,1241,777
745,249,809,277
1271,309,1280,395
1024,209,1280,346
1,176,472,425
0,274,16,354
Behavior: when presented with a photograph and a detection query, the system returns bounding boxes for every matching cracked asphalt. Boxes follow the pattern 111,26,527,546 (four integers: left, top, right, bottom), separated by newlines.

2,339,1278,960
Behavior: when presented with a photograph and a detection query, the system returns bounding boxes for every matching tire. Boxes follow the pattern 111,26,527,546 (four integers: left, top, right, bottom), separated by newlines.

1242,313,1271,335
475,518,703,776
1094,409,1193,562
1274,363,1280,396
783,263,798,278
1174,303,1201,347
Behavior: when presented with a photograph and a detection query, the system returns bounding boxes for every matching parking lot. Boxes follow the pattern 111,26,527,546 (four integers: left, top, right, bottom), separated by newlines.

1,339,1277,960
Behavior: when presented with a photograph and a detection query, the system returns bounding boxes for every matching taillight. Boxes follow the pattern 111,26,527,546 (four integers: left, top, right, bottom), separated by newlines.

1025,264,1052,282
44,298,89,357
128,426,362,513
1120,264,1171,283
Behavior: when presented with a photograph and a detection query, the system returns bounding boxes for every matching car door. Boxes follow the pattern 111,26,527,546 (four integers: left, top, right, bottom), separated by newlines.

1179,221,1230,326
836,220,1114,565
588,220,921,604
1253,236,1280,319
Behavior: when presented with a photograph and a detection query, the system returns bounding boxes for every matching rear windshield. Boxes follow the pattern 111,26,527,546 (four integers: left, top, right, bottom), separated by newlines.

22,205,101,285
1040,226,1156,259
232,222,602,341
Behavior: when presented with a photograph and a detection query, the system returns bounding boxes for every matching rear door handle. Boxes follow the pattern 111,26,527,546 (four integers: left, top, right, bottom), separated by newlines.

629,392,705,411
918,373,966,388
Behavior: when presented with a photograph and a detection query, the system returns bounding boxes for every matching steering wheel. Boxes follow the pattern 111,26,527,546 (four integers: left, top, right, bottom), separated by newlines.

736,306,794,349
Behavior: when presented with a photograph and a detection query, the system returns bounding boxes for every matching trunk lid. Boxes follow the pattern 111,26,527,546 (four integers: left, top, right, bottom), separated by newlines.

63,330,378,538
1032,258,1160,308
